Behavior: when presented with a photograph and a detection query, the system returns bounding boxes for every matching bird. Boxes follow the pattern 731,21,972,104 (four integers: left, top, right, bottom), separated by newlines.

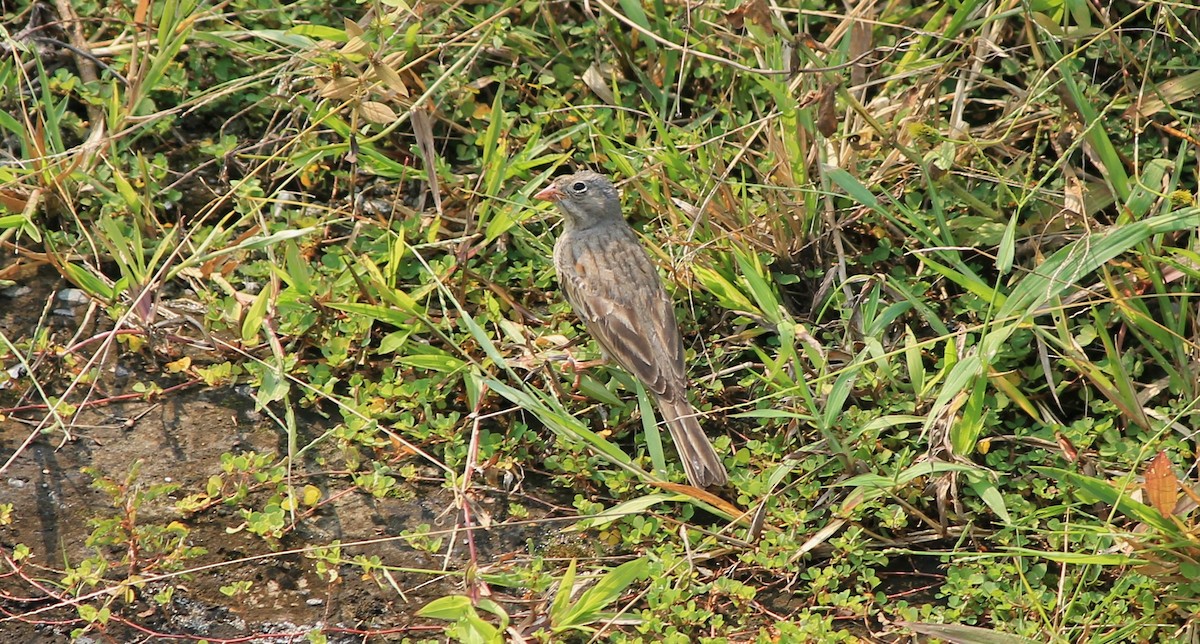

534,171,728,488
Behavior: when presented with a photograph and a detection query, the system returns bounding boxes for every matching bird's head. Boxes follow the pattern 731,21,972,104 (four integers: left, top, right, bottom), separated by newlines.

534,171,623,229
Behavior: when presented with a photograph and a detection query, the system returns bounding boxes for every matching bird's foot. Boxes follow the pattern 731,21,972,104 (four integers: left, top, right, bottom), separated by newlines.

557,352,607,400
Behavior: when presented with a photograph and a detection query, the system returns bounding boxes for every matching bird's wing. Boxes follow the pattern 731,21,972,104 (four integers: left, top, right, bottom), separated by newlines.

555,227,688,398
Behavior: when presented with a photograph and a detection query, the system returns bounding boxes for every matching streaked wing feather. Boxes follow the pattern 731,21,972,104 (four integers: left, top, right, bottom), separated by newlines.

557,229,687,398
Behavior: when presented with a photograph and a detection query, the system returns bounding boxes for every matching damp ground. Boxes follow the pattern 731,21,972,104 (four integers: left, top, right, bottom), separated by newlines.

0,269,565,642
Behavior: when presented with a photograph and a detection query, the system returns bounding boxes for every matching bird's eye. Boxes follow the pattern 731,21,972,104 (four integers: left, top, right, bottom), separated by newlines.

571,181,587,193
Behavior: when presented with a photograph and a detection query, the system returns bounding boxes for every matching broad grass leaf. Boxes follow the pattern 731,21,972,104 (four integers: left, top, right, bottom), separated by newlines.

965,475,1011,524
928,208,1200,452
569,494,678,531
241,288,270,343
902,621,1045,644
997,547,1144,566
691,265,758,315
1037,466,1178,535
553,558,647,633
417,596,501,644
485,378,633,466
61,263,115,301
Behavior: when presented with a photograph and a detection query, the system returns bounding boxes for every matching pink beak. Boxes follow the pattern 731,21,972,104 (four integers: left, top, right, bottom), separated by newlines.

534,185,563,202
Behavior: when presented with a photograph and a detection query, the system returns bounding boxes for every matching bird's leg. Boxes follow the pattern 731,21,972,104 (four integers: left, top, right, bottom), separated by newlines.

559,350,607,400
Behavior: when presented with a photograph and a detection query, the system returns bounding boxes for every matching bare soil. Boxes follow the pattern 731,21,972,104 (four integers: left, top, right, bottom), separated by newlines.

0,269,551,642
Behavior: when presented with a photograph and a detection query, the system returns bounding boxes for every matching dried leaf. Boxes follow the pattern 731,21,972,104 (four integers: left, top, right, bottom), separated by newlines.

372,61,409,97
1064,173,1085,217
1144,450,1178,517
358,101,397,124
319,77,359,100
0,258,42,281
0,188,29,213
341,35,372,56
653,481,743,517
1126,70,1200,118
343,17,365,38
582,64,614,104
797,32,831,54
410,107,443,216
1055,431,1079,463
727,0,774,35
849,11,871,87
816,82,839,137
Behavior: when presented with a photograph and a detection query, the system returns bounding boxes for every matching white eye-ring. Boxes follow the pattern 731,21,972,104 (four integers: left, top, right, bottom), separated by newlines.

571,181,588,193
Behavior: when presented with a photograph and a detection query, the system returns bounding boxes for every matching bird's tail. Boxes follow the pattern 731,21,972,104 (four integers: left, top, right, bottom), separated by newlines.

657,396,728,487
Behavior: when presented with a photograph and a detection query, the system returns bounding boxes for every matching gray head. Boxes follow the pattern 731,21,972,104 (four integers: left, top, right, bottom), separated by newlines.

534,171,623,230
